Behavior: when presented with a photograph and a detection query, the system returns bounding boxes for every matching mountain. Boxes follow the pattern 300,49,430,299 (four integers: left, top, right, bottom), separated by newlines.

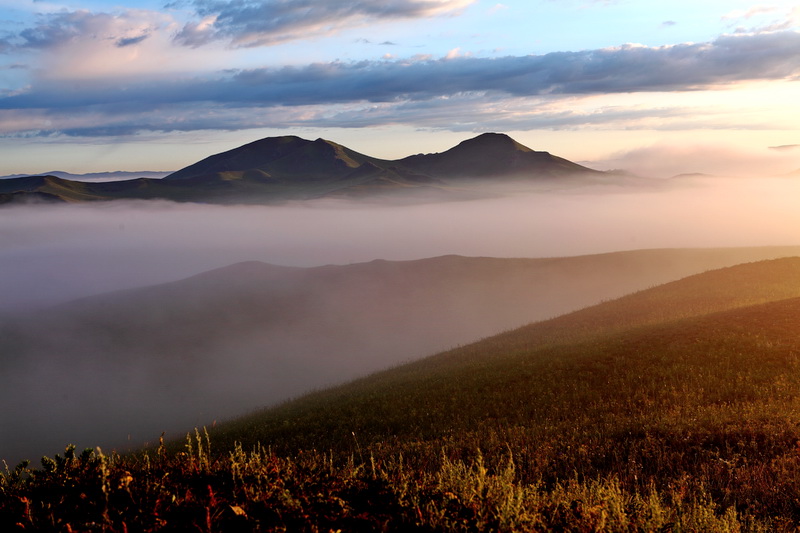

2,245,800,466
164,132,599,184
0,174,195,204
0,175,100,203
0,133,614,205
398,132,599,179
209,255,800,453
165,136,379,182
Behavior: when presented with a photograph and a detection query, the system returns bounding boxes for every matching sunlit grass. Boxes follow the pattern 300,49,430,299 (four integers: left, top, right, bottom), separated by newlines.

0,438,773,532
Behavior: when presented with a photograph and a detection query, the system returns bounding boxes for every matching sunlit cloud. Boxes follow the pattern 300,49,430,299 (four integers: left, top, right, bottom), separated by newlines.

723,4,800,33
487,3,509,15
0,88,785,142
722,5,782,21
769,144,800,152
592,142,800,178
6,9,234,79
1,2,798,173
3,31,799,121
175,0,475,48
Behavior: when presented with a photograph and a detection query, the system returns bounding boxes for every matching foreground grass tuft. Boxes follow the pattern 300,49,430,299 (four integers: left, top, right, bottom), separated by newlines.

1,435,779,532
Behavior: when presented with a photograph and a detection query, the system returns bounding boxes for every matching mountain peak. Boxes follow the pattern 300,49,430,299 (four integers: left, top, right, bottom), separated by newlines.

398,132,595,178
165,136,314,180
455,132,533,153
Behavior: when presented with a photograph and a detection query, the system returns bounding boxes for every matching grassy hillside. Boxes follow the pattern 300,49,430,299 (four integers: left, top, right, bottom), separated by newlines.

4,247,799,467
204,256,800,529
208,257,800,454
5,257,800,531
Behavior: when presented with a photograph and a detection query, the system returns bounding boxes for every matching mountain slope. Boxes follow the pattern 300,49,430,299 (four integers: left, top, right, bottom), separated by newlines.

164,136,388,183
207,256,800,453
0,174,191,204
0,175,100,203
398,132,599,179
7,256,800,530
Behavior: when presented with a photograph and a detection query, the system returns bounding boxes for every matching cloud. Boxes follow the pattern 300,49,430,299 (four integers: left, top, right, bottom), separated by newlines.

7,9,233,80
18,10,88,49
2,30,799,137
722,5,781,21
0,97,680,137
17,10,154,50
4,186,800,464
7,31,800,105
723,4,800,33
770,144,800,151
592,142,800,178
116,34,150,47
175,0,475,48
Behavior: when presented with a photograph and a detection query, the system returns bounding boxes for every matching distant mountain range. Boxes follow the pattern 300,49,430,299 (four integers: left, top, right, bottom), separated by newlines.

0,170,172,182
0,133,621,205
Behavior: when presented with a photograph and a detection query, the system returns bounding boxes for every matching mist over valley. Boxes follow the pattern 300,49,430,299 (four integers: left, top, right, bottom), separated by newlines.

2,133,800,468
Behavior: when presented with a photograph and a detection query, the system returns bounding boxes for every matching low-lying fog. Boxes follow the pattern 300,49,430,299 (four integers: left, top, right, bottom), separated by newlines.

2,175,799,312
2,175,800,466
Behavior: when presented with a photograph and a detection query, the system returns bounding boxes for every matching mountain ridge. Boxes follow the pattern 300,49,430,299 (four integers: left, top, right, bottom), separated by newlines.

0,132,617,205
0,170,171,182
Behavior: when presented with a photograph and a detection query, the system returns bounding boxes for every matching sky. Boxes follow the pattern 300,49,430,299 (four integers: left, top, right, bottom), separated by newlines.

0,0,799,177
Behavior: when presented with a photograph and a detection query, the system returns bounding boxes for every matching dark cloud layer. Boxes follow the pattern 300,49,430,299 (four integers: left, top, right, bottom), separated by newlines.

175,0,471,47
2,30,799,137
18,10,101,49
770,144,800,151
29,98,708,138
8,31,800,105
116,34,149,47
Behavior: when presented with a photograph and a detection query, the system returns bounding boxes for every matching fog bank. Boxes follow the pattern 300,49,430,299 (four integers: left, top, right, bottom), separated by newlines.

2,175,800,465
1,175,799,312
